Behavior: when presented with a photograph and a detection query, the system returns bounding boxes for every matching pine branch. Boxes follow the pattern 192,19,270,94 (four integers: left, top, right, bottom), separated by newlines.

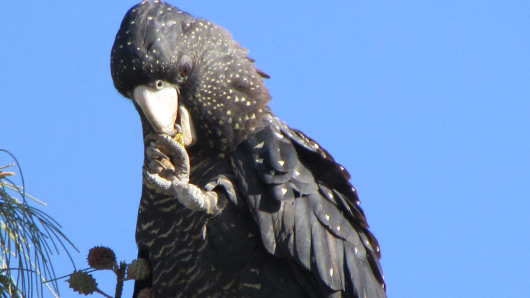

0,150,78,297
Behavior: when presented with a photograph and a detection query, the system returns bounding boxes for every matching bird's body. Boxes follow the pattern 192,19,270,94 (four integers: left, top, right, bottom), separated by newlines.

111,1,385,297
135,126,307,297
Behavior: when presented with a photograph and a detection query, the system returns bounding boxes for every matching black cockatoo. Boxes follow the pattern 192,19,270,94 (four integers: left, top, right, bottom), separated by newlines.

110,1,385,297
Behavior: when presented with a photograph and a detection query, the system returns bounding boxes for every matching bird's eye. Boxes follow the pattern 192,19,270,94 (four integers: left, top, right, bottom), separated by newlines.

179,55,193,79
180,63,192,78
155,80,164,89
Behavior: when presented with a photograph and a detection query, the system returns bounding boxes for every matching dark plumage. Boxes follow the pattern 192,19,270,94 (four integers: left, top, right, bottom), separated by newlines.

111,1,269,152
111,1,385,297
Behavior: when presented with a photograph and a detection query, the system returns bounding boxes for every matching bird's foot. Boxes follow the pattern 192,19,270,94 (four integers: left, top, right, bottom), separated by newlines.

143,133,222,215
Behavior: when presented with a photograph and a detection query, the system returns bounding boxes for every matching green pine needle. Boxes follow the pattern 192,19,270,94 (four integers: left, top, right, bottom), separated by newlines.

0,150,78,297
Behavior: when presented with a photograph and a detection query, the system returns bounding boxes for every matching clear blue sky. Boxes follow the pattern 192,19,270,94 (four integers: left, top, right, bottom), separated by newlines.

2,1,529,297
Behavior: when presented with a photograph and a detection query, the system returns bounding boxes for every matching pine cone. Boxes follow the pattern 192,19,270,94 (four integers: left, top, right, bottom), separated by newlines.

87,246,116,270
127,258,150,280
67,271,97,295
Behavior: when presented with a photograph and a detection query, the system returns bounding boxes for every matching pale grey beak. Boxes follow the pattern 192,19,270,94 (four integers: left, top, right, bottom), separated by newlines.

177,106,196,147
132,84,196,146
133,85,179,137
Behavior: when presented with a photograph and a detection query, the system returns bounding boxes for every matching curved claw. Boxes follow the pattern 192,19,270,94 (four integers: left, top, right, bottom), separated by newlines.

147,158,164,174
146,134,189,182
146,146,176,176
146,146,170,161
143,133,221,215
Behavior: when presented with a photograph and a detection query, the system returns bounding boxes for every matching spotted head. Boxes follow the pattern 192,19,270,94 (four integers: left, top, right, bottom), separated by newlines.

111,0,271,151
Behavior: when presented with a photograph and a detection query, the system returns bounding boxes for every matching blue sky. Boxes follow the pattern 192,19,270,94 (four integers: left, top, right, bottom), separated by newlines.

2,1,529,297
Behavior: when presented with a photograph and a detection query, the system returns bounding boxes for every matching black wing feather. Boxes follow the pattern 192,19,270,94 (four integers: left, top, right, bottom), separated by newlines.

310,203,339,290
231,114,385,297
280,199,296,253
294,196,312,270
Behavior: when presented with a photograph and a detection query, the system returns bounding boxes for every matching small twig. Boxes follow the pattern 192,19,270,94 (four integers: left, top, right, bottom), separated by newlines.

0,163,15,171
114,262,127,298
96,288,113,298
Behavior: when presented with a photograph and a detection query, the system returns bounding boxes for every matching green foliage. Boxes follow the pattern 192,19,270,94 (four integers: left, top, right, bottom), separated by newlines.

0,150,148,298
0,150,77,297
67,247,150,298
